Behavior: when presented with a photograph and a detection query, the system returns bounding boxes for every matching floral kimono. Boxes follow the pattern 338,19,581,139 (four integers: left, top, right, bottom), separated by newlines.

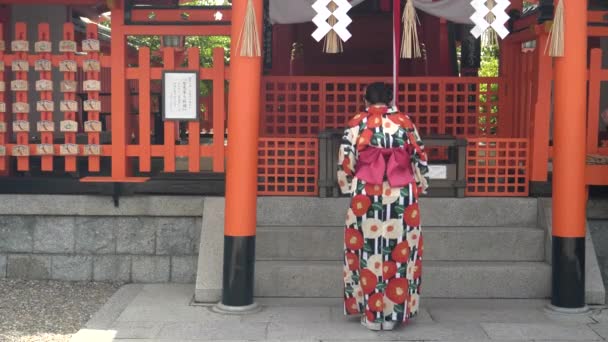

338,105,429,326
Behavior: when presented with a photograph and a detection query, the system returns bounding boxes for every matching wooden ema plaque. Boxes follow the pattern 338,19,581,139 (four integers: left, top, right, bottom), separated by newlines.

83,60,101,72
35,59,52,71
0,61,4,71
0,122,6,133
82,39,100,52
0,103,5,113
60,143,78,156
60,120,78,132
36,80,53,92
12,102,29,114
60,100,78,112
0,82,5,92
0,145,5,156
59,60,77,72
11,40,29,52
37,100,54,112
83,144,101,156
35,41,52,53
84,100,101,112
0,40,5,51
11,80,28,91
11,60,29,72
59,40,77,53
12,145,29,157
36,144,54,155
37,120,55,132
60,80,77,93
13,120,30,132
84,120,102,132
83,80,101,92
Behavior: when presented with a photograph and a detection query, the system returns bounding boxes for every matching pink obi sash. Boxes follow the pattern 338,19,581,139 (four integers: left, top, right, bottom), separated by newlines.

355,147,415,187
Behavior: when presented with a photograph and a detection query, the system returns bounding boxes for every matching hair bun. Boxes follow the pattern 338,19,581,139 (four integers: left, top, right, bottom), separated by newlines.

364,82,393,106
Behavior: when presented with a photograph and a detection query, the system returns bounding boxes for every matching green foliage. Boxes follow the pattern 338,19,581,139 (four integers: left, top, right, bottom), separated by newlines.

98,3,232,97
478,45,500,135
523,1,537,11
479,45,499,77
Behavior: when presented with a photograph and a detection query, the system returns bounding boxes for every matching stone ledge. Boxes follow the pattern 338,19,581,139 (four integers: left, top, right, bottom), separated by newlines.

0,195,206,217
1,253,198,283
588,200,608,219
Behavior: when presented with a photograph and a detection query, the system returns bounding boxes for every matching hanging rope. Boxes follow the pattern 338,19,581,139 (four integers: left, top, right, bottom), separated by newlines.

482,0,499,47
545,0,564,57
324,1,344,53
400,0,421,59
238,0,262,57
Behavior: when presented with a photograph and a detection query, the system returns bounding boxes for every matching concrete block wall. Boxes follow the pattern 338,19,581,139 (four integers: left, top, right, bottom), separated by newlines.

0,195,204,283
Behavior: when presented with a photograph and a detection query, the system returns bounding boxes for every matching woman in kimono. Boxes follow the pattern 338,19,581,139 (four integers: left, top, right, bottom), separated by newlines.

337,82,429,331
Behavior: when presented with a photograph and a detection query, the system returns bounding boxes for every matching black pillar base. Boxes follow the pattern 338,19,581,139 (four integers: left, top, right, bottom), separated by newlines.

551,236,586,309
221,235,256,307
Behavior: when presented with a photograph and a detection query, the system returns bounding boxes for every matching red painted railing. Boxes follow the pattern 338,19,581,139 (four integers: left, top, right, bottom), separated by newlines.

465,138,529,196
0,22,227,180
261,76,504,138
259,76,510,196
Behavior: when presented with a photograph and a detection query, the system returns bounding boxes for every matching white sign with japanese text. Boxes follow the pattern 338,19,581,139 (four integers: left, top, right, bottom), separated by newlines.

163,71,199,121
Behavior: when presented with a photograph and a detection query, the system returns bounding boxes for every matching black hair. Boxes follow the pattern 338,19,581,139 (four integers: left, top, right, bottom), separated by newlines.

364,82,393,105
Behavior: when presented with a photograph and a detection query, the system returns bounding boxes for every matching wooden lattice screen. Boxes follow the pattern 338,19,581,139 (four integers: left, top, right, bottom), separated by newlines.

465,138,529,196
261,76,503,138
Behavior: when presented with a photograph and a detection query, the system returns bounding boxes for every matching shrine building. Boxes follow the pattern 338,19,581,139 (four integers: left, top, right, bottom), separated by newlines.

0,0,606,312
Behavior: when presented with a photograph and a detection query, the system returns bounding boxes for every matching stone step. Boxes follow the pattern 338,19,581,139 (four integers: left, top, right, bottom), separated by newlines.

254,260,551,299
257,197,539,228
256,226,545,262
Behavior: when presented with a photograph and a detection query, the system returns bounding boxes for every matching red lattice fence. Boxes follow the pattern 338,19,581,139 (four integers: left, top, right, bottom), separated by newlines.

257,137,318,195
465,138,529,196
261,76,503,139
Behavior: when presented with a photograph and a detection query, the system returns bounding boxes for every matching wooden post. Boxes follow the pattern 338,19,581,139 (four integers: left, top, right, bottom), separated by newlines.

219,0,263,311
551,0,588,310
530,29,552,181
110,0,128,179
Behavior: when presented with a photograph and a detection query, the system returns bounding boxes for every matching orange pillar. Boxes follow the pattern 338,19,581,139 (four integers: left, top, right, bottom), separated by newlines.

551,0,588,309
110,1,129,179
220,0,263,310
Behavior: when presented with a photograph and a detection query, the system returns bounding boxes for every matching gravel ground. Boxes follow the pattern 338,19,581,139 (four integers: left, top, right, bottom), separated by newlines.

0,279,121,342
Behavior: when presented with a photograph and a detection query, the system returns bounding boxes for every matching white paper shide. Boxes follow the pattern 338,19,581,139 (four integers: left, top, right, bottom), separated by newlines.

311,0,352,42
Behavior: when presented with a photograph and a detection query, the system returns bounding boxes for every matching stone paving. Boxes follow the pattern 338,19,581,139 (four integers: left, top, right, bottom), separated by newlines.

71,284,608,342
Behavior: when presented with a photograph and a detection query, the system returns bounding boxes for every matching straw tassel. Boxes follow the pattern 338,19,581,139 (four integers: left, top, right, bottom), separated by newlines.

324,1,343,54
482,0,499,47
238,0,261,57
545,0,564,57
401,0,421,59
